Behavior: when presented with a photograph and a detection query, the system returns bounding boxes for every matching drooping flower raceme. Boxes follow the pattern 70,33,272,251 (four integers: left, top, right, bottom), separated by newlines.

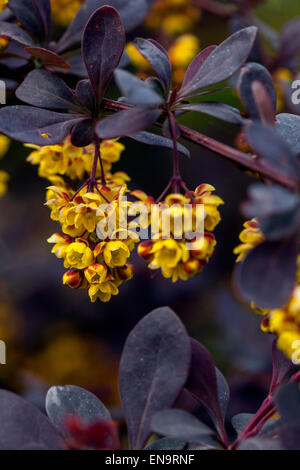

28,138,136,303
136,184,223,282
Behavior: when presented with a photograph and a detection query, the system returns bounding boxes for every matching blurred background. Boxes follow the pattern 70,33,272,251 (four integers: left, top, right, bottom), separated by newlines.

0,0,299,436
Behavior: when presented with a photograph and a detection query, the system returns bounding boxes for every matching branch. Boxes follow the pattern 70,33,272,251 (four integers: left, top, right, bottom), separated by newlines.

102,99,299,191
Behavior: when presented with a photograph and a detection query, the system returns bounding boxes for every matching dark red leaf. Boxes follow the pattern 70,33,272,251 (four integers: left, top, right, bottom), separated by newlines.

134,38,171,92
119,307,191,450
82,6,125,103
96,107,161,139
0,106,85,145
0,21,35,47
234,236,298,309
25,47,70,69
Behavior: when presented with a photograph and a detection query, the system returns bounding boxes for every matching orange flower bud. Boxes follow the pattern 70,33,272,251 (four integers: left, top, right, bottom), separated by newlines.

63,269,83,289
137,241,154,261
183,258,202,275
115,263,135,281
235,132,252,153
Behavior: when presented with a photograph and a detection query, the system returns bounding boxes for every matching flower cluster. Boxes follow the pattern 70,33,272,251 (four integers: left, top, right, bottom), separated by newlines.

235,218,300,360
126,34,200,84
28,138,137,303
136,184,223,282
0,134,10,198
27,137,125,181
50,0,84,26
145,0,201,35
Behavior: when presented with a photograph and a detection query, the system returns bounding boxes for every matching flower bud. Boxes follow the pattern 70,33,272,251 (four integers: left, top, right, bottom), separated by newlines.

115,263,135,281
137,241,154,261
63,269,83,289
183,258,202,275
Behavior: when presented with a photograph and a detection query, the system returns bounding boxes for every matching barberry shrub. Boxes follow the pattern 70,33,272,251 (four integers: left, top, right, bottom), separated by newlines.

0,0,300,450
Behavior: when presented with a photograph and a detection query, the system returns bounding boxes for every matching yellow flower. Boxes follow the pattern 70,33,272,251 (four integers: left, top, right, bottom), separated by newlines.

0,0,7,13
63,269,84,289
0,135,9,158
169,34,200,69
84,263,108,284
94,240,130,268
194,184,224,231
50,0,84,26
64,241,94,270
234,218,265,262
146,0,201,35
47,233,72,259
262,286,300,360
126,43,150,71
88,280,119,303
0,170,9,197
27,138,125,181
74,192,104,233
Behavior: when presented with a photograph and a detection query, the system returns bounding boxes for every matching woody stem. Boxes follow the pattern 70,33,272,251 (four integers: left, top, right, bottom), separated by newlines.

168,110,181,193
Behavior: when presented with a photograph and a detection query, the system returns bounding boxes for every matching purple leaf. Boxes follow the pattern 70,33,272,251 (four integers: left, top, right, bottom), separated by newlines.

242,184,300,241
119,307,191,450
128,131,190,158
71,119,94,147
245,123,300,182
9,0,50,43
46,385,111,438
152,409,213,442
114,69,163,106
75,79,95,111
134,38,171,92
276,113,300,155
0,21,35,46
177,102,244,125
237,63,277,121
96,107,161,139
0,389,61,450
16,70,81,112
270,340,298,394
185,338,227,439
0,106,85,145
179,27,257,97
82,6,125,103
24,47,70,69
279,18,300,67
57,0,151,53
180,45,217,94
234,236,298,309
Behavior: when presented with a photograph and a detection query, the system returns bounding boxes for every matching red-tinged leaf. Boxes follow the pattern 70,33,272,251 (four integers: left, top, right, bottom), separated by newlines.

16,70,82,112
46,385,111,438
0,106,86,145
250,80,276,125
180,46,217,95
185,339,227,440
134,38,171,92
176,102,244,125
82,6,125,103
270,341,298,395
9,0,50,43
0,390,61,450
75,79,95,111
245,123,300,182
96,107,161,139
25,47,70,69
179,27,257,97
237,62,277,121
0,21,35,47
234,236,298,309
119,307,191,450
